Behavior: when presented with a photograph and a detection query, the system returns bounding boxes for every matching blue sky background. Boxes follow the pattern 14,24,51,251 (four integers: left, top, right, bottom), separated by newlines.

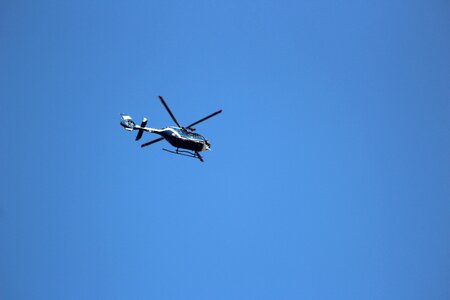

1,0,449,299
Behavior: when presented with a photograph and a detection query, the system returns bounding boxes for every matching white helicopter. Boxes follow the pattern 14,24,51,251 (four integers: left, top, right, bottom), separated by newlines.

120,96,222,162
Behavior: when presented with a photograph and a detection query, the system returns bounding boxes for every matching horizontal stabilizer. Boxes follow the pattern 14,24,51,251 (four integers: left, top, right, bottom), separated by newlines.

135,117,148,141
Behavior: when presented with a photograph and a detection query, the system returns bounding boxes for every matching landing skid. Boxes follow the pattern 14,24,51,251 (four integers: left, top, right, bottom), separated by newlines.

162,148,204,162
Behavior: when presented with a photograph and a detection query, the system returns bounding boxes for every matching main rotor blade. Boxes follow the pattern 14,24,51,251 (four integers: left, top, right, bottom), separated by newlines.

159,96,182,128
186,109,223,130
141,137,164,148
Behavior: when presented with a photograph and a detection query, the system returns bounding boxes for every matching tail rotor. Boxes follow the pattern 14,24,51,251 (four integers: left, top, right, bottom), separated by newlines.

120,114,136,131
120,114,149,140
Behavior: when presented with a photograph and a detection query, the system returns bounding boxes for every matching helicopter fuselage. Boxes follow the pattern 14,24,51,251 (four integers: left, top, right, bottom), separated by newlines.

157,126,210,152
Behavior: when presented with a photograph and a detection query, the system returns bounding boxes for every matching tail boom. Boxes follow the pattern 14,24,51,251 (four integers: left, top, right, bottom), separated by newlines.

120,114,159,136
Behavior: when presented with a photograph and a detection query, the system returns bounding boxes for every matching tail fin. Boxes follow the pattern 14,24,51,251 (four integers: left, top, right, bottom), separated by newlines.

120,114,136,131
135,118,148,141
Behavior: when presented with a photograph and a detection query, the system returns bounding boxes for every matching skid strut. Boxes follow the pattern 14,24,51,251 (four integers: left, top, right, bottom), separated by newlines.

162,148,204,162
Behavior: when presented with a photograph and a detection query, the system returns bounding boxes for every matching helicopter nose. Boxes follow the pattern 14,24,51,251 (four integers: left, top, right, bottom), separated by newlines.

203,141,211,151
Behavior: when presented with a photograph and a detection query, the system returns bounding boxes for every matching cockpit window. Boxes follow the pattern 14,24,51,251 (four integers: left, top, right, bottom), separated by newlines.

171,127,206,140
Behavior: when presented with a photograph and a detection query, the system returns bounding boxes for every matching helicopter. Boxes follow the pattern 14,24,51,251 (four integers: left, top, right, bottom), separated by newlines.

120,96,222,162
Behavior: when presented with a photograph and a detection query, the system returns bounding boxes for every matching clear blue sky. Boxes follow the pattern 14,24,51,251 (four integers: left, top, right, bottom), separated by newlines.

1,1,449,299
